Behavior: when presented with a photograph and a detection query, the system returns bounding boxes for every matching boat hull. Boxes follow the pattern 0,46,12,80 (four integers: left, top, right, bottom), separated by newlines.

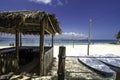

78,57,115,77
93,54,120,80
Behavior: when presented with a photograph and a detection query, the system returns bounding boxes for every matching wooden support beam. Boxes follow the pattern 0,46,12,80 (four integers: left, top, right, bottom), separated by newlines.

15,28,19,69
24,23,40,26
52,35,54,47
51,35,54,63
48,16,56,33
45,29,52,34
19,32,22,47
24,23,53,34
58,46,66,80
39,19,45,76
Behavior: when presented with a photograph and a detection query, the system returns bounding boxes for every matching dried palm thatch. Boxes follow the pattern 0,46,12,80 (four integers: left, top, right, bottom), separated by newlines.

0,10,62,35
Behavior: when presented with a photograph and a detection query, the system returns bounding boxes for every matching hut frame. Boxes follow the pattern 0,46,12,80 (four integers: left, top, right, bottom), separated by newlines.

0,10,61,76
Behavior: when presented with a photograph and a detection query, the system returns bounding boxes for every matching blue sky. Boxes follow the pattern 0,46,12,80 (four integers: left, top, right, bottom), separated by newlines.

0,0,120,39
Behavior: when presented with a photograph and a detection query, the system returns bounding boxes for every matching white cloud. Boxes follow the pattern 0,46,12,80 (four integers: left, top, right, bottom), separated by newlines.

29,0,52,4
29,0,68,6
55,32,87,40
57,0,63,6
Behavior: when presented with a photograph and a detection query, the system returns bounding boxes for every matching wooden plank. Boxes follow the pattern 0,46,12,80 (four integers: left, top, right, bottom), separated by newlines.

39,18,45,76
58,46,66,80
52,35,54,47
47,16,56,33
24,23,53,34
24,23,40,26
15,28,19,71
19,32,22,47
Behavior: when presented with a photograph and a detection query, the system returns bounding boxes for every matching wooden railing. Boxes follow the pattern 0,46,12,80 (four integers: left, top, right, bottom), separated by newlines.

0,51,18,74
44,47,53,75
0,47,54,75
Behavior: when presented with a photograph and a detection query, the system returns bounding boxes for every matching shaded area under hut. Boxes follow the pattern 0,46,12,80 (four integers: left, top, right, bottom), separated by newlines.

0,10,61,76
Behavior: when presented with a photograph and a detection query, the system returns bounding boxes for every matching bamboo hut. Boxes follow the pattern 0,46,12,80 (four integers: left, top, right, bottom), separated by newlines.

0,10,61,76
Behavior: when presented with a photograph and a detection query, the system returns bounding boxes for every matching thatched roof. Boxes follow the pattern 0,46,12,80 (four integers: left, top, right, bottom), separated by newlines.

0,10,62,35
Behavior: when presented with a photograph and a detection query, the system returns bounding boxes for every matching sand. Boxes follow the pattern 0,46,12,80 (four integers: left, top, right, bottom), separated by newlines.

0,46,11,49
0,44,120,80
52,44,120,80
1,44,120,57
54,44,120,58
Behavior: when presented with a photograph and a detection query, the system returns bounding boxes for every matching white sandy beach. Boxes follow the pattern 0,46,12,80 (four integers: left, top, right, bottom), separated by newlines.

1,44,120,57
1,43,120,57
53,43,120,80
54,44,120,58
0,46,11,49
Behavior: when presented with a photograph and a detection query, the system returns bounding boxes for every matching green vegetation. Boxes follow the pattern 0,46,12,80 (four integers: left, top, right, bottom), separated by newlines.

115,31,120,44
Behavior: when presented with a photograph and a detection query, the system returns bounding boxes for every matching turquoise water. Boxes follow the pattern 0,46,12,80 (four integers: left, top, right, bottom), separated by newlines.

0,38,117,46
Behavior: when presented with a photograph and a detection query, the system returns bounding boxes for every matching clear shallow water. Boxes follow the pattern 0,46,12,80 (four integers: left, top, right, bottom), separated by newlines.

0,38,117,46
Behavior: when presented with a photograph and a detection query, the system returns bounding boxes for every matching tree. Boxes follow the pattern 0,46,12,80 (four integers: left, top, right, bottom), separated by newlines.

115,31,120,43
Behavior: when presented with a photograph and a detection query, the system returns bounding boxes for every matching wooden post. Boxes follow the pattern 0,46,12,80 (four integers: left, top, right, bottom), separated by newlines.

39,19,45,76
58,46,66,80
52,35,54,47
19,32,22,47
87,17,92,56
15,29,19,69
51,35,54,62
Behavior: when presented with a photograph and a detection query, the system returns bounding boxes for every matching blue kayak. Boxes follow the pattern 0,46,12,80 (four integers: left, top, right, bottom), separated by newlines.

78,57,116,77
93,54,120,79
95,54,120,69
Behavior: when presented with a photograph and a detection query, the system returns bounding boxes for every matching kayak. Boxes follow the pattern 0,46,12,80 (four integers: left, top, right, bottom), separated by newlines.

78,57,115,77
94,54,120,69
95,54,120,80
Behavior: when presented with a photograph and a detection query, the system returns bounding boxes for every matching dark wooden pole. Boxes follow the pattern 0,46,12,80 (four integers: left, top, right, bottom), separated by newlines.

52,35,54,47
58,46,66,80
19,32,22,47
39,19,45,76
15,29,19,68
51,35,54,61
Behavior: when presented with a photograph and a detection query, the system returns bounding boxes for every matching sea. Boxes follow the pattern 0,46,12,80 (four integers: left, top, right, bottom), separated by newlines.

0,38,117,46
